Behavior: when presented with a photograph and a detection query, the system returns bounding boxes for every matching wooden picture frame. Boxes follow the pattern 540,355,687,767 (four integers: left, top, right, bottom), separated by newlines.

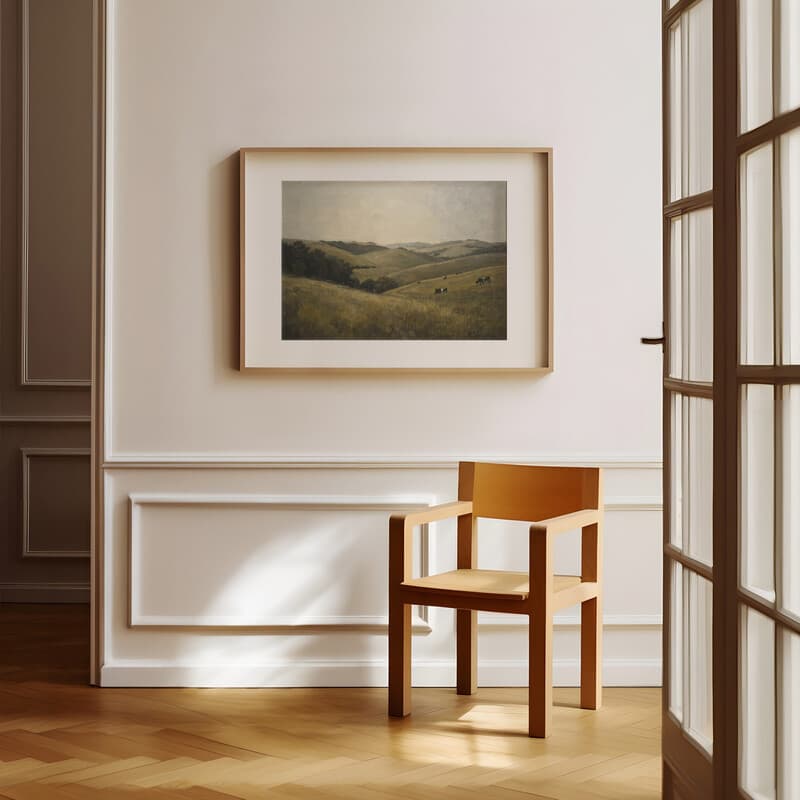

239,147,553,372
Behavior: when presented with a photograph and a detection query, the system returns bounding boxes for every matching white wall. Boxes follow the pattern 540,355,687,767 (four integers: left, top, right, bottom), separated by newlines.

101,0,663,687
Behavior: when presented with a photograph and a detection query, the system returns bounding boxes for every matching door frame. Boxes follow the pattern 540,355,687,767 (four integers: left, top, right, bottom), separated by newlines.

711,0,738,797
89,0,107,687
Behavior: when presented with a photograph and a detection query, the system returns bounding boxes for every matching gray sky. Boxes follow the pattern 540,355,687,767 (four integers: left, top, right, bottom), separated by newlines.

282,181,506,244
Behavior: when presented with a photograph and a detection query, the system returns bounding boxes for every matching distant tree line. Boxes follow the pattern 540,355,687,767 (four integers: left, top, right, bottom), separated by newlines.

282,240,397,294
282,240,356,285
360,277,399,294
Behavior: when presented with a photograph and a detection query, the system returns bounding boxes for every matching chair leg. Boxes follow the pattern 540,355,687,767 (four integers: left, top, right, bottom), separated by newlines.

456,609,477,695
388,599,411,717
528,609,552,737
580,596,602,710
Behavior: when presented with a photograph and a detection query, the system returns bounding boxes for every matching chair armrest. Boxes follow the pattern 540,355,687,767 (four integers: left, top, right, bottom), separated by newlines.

529,508,601,537
389,501,473,585
390,501,473,532
528,509,604,594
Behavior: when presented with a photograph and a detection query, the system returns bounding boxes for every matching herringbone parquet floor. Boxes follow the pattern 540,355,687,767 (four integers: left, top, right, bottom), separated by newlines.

0,605,660,799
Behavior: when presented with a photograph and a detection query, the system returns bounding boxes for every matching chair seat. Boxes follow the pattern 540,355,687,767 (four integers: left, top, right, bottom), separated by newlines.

401,569,582,601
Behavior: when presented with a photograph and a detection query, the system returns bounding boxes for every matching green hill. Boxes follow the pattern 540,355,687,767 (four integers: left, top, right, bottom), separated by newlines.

285,239,435,272
402,239,506,260
320,240,386,255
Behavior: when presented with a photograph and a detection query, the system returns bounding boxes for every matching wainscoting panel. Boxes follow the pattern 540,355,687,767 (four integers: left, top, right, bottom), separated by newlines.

20,0,92,386
0,427,90,600
23,448,91,557
102,463,662,687
128,493,432,630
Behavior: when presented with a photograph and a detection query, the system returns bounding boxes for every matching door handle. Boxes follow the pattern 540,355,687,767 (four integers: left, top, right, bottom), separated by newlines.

641,322,665,348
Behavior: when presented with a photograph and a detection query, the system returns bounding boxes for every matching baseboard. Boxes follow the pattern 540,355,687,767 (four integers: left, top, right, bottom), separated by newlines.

101,658,662,688
0,582,90,603
477,658,662,687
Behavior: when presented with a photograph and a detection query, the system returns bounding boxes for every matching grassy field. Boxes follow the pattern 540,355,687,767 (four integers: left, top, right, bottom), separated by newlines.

281,238,507,340
389,264,506,299
385,252,505,286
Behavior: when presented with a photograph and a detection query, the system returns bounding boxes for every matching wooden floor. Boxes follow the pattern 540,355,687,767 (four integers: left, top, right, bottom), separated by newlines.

0,605,661,799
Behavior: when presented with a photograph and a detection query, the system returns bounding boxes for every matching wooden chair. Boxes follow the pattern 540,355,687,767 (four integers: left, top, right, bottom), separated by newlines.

388,461,603,738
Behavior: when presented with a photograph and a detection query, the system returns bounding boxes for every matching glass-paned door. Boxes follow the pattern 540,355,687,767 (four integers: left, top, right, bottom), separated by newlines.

662,0,716,797
662,0,800,797
737,0,800,796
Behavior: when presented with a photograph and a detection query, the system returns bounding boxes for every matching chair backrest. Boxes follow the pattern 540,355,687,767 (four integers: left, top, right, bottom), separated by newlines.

457,461,602,522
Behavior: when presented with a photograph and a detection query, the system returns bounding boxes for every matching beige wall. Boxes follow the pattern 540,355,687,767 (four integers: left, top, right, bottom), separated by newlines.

0,0,93,602
100,0,664,687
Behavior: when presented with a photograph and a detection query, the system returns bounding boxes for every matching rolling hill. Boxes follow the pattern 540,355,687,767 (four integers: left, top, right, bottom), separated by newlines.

285,239,435,271
392,239,506,259
386,252,506,286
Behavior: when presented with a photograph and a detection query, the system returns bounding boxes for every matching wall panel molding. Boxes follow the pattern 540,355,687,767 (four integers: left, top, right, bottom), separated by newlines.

123,487,660,634
128,492,434,631
0,415,91,424
19,0,92,387
603,496,662,511
104,455,663,470
22,447,91,557
0,581,89,603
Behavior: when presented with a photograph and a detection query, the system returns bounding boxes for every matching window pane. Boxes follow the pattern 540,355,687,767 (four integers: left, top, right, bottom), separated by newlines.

669,561,684,722
669,21,683,202
782,129,800,364
671,395,713,565
670,218,683,379
687,398,713,565
668,2,712,202
740,0,774,132
686,572,712,752
686,0,712,196
741,144,775,365
669,210,713,381
687,209,713,381
783,385,800,619
742,384,776,602
779,628,800,800
671,393,684,550
778,0,800,115
741,606,776,800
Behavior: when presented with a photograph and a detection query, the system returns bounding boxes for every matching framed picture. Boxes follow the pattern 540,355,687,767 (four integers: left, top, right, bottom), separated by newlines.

239,147,552,372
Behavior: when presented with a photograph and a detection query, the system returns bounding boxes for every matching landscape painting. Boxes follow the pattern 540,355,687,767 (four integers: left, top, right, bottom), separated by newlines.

281,180,507,340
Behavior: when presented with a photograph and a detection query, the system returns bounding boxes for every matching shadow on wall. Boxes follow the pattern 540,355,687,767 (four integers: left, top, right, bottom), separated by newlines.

208,153,240,373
